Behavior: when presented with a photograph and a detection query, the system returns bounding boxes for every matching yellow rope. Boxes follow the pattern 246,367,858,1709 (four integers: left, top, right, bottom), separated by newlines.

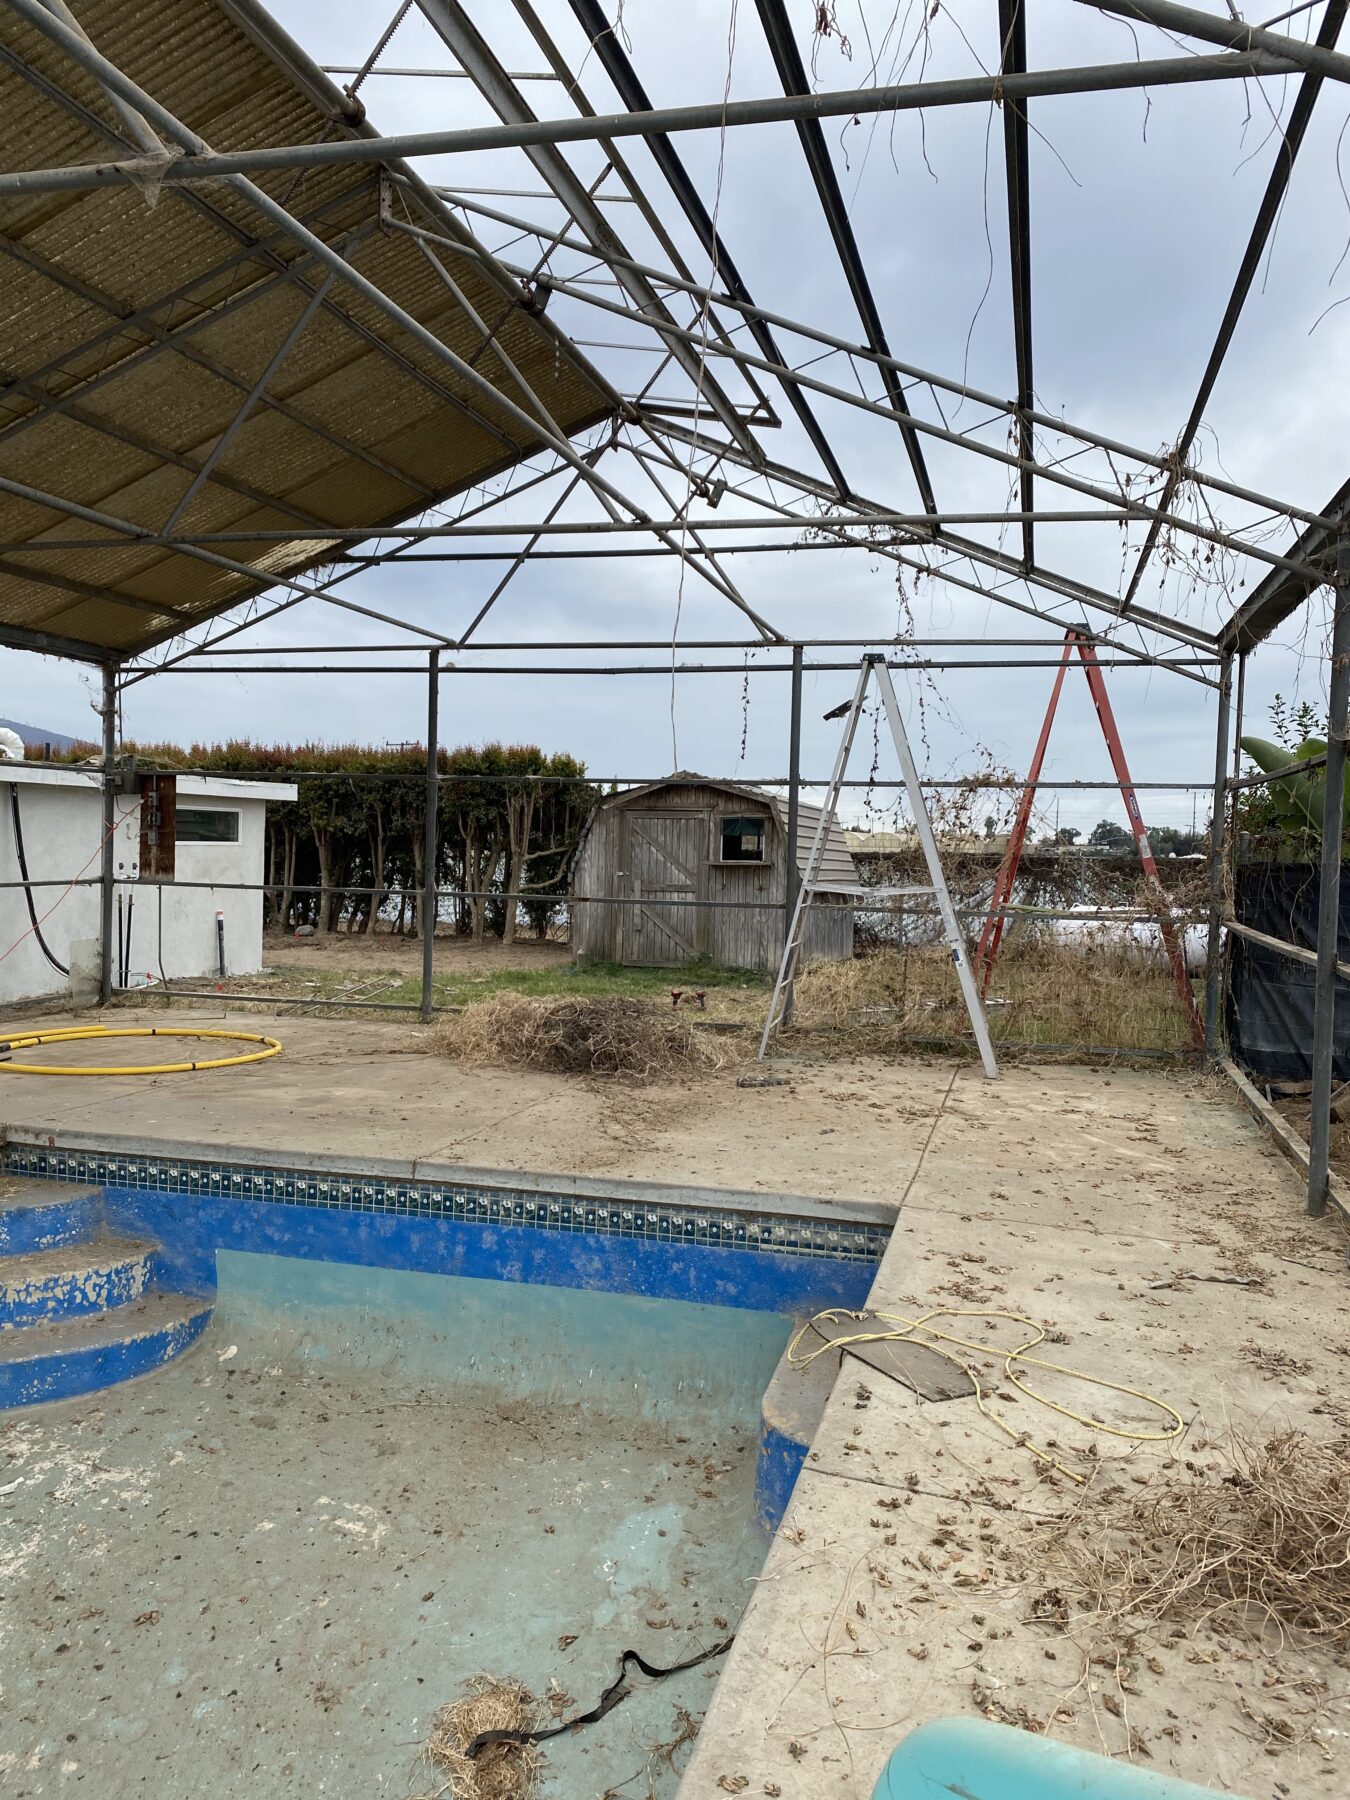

0,1024,282,1076
788,1305,1185,1486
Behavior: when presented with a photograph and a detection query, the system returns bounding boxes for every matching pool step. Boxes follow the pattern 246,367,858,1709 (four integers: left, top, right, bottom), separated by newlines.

0,1179,102,1254
0,1291,213,1410
0,1177,212,1410
0,1236,156,1330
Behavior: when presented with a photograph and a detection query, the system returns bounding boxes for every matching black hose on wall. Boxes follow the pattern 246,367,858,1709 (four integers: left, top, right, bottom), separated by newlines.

7,780,69,976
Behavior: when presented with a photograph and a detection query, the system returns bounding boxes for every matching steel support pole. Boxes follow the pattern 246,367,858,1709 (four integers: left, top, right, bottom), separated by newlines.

446,191,1334,535
421,653,440,1023
783,643,803,1024
538,267,1323,594
0,49,1303,196
1203,651,1234,1055
98,664,118,1007
1308,542,1350,1216
1081,0,1350,88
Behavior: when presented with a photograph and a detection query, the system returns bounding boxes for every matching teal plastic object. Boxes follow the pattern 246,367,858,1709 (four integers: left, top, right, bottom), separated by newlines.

871,1719,1239,1799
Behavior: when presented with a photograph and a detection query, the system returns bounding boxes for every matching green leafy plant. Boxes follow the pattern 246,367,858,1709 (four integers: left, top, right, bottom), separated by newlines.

1237,696,1348,854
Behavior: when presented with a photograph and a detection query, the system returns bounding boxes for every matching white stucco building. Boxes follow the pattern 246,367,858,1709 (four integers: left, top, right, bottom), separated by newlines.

1,764,295,1008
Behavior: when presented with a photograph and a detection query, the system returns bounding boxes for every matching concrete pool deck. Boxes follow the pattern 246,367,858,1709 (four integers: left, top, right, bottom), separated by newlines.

3,1005,1350,1796
0,1005,1296,1208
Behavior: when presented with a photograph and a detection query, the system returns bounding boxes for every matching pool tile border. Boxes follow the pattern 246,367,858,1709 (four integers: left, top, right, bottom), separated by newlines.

1,1143,889,1266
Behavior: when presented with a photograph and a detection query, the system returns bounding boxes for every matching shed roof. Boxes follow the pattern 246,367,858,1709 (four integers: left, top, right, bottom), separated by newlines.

588,774,862,895
0,0,610,663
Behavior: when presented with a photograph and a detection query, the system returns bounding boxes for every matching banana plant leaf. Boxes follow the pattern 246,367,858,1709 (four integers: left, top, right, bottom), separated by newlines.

1240,735,1349,836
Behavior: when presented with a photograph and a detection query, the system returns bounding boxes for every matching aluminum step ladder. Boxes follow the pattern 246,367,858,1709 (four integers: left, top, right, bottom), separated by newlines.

759,654,999,1078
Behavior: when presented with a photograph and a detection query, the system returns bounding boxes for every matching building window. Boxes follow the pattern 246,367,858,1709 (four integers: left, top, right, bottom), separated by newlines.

176,807,239,844
719,814,766,863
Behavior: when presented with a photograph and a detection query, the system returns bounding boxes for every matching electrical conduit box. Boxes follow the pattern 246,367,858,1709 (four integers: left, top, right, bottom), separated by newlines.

138,773,176,882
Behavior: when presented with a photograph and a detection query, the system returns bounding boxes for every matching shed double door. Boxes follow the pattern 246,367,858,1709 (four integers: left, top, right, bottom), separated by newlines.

621,812,705,965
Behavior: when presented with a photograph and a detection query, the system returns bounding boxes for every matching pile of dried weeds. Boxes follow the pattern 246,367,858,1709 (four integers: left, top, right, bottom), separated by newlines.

1039,1430,1350,1648
419,1676,541,1800
435,993,726,1082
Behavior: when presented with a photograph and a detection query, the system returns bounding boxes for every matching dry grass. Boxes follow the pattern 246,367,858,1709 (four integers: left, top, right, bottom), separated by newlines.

435,992,728,1082
418,1676,541,1800
789,941,1194,1055
1036,1429,1350,1649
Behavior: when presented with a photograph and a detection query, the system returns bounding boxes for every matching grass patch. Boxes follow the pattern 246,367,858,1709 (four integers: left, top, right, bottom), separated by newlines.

418,1674,540,1800
125,939,1192,1058
166,955,768,1015
434,955,763,1007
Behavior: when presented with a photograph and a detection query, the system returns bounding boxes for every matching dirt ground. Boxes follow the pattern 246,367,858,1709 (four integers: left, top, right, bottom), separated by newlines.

0,1003,1340,1235
261,928,572,977
1275,1090,1350,1185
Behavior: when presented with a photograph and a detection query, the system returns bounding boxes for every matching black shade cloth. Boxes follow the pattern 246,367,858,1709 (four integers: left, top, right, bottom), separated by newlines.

1227,862,1350,1083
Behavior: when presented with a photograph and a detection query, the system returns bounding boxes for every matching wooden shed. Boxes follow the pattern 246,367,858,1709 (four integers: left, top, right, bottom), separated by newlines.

569,775,860,972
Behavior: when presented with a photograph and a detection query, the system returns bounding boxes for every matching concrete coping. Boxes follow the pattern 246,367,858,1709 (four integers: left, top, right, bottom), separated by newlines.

0,1123,899,1229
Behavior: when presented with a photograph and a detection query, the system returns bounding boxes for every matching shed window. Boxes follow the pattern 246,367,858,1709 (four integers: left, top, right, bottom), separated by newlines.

719,814,766,863
176,807,239,844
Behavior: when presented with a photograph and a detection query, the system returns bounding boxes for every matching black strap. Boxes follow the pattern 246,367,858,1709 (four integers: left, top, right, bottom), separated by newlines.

464,1636,733,1760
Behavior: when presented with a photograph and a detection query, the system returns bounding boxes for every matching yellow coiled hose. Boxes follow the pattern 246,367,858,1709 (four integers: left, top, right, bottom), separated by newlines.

0,1024,282,1076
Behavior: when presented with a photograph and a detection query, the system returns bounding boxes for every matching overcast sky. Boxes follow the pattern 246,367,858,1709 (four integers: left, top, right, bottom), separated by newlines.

3,1,1347,834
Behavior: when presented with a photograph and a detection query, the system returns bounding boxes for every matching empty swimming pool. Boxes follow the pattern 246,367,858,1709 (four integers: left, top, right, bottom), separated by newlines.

0,1132,892,1797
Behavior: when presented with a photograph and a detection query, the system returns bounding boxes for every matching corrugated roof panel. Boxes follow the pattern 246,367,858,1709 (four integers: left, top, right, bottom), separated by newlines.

0,412,160,501
0,0,611,660
66,359,254,460
362,410,510,491
277,456,425,530
22,594,186,650
178,414,358,515
0,264,111,371
22,196,239,313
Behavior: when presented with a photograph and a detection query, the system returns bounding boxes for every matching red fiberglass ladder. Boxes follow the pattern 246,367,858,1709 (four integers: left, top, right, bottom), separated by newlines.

973,629,1204,1048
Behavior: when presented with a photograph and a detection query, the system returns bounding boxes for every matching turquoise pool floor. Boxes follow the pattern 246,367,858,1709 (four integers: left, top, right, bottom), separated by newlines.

1,1260,787,1797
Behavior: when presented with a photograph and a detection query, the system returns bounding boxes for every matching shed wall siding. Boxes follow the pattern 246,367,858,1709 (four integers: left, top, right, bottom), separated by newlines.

570,783,856,972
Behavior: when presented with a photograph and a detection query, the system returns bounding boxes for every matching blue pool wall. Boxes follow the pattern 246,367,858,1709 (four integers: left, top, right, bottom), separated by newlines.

109,1185,879,1316
3,1134,890,1319
3,1130,894,1525
215,1250,793,1424
754,1418,811,1535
